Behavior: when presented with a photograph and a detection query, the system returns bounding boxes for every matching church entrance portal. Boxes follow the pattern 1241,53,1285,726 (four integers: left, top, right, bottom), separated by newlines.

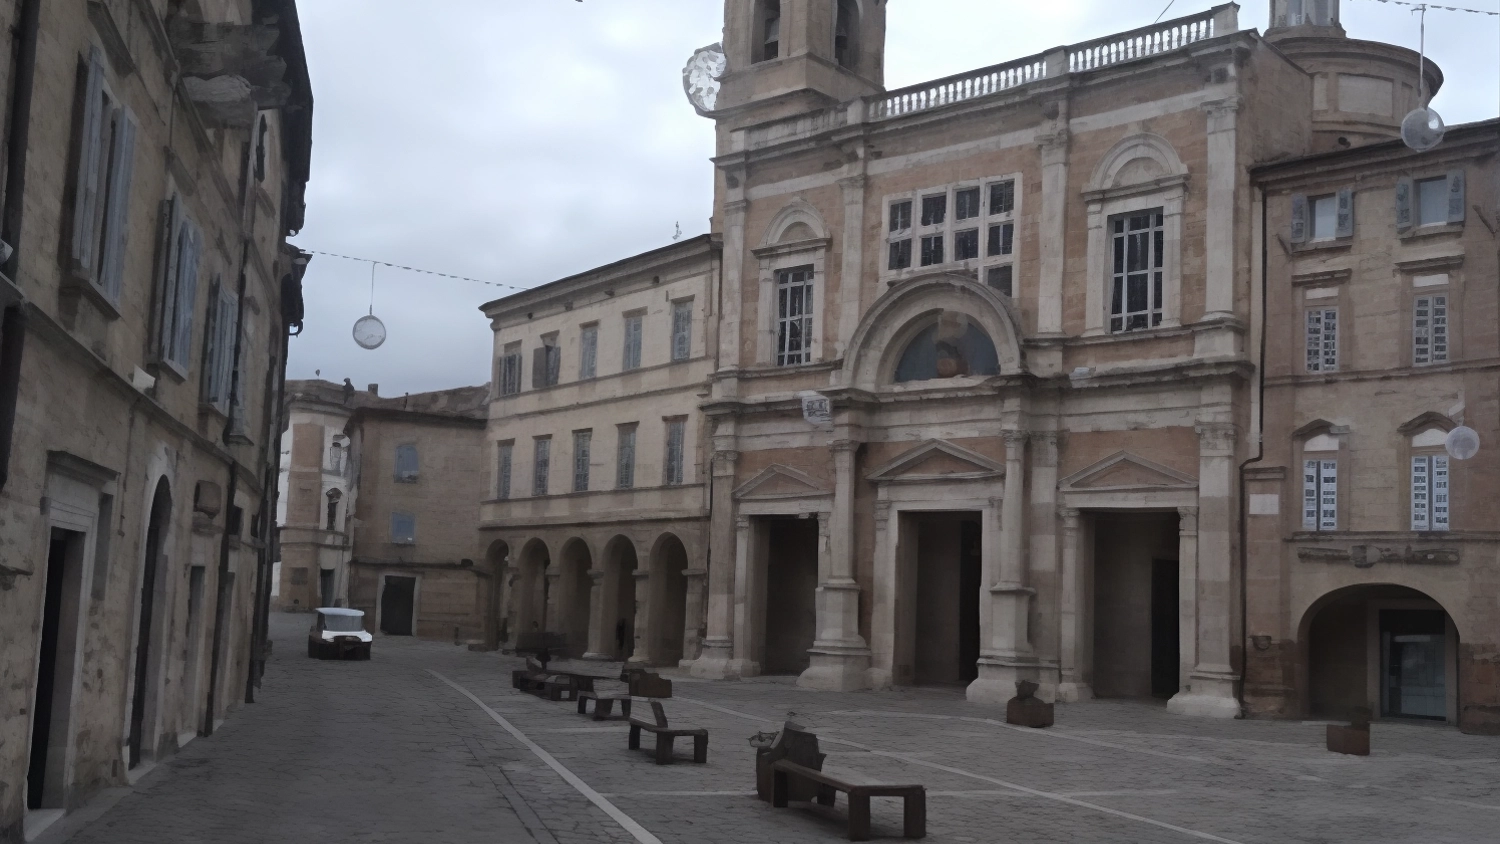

1091,512,1180,699
762,517,818,675
909,513,982,686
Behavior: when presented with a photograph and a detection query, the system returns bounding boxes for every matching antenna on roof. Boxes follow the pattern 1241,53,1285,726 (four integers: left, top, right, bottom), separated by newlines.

673,222,683,241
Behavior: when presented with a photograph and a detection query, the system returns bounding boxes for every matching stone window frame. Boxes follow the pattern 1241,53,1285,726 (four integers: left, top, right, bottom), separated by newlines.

1293,420,1350,533
532,436,552,497
495,440,514,500
670,297,694,362
571,429,592,493
1291,270,1351,375
879,173,1023,287
578,322,598,380
389,510,416,545
754,246,826,367
1398,413,1457,533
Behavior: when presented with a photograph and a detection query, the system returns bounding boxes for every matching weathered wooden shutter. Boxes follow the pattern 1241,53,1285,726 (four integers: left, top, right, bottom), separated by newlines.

1318,460,1337,531
617,427,635,489
1394,178,1413,232
1302,459,1319,530
70,46,107,274
98,108,137,299
579,327,597,379
1431,454,1450,530
1411,455,1430,531
546,344,560,386
1445,170,1465,224
531,347,546,388
497,444,512,499
217,291,240,410
200,277,221,399
1335,188,1354,238
672,301,692,360
171,221,201,369
1289,194,1308,243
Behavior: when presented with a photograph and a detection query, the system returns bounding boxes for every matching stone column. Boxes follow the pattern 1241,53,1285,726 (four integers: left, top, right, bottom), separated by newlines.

1056,508,1091,701
1200,98,1241,326
1168,422,1241,718
800,439,871,691
867,498,897,689
690,445,741,678
835,175,867,359
728,515,761,676
543,569,563,636
629,568,651,666
680,565,708,664
582,568,611,660
971,430,1039,703
1028,432,1061,696
1175,506,1199,691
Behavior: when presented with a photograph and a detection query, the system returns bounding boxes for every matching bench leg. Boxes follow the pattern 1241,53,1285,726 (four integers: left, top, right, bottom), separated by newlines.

594,699,613,721
903,791,926,839
620,699,632,719
817,784,836,806
848,794,872,842
693,734,708,764
655,733,674,765
772,769,789,808
576,697,588,715
628,725,640,750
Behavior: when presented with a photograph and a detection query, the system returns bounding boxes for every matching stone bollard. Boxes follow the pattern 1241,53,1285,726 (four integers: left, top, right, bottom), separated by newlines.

1326,706,1371,756
1006,680,1054,728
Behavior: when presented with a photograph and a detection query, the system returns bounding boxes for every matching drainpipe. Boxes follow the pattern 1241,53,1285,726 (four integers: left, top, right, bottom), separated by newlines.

1237,187,1270,713
247,302,292,702
0,0,42,492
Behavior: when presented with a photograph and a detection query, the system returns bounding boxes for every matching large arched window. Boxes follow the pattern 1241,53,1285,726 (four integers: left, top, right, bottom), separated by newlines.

893,313,1000,383
835,0,860,69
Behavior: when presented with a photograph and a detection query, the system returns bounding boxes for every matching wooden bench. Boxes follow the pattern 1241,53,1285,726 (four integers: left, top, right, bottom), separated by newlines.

771,759,926,841
627,671,672,699
577,691,633,721
627,701,707,765
539,674,584,701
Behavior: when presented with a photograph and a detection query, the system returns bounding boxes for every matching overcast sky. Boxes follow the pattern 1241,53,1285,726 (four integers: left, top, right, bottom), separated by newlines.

286,0,1498,397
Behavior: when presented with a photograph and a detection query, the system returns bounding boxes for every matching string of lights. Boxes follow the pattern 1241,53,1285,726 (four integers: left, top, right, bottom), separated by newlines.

303,249,531,293
1350,0,1499,16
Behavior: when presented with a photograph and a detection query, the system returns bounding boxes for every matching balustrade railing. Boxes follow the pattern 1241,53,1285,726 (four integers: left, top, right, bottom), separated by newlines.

871,55,1049,120
1068,9,1221,73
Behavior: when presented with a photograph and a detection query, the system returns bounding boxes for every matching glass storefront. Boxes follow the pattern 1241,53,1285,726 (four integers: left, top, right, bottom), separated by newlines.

1380,609,1448,721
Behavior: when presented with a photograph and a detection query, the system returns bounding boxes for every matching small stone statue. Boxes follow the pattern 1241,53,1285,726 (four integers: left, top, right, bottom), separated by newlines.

1006,679,1054,728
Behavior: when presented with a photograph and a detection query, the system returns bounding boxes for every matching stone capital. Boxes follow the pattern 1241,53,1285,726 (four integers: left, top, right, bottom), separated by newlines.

735,515,751,531
1177,506,1199,536
1036,129,1070,159
1195,421,1238,456
837,174,867,194
1003,429,1029,457
1200,96,1243,132
724,198,749,216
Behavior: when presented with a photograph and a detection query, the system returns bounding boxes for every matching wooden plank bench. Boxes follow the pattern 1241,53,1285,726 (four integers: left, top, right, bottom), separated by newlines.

577,691,633,721
771,759,925,841
627,701,707,765
539,674,585,702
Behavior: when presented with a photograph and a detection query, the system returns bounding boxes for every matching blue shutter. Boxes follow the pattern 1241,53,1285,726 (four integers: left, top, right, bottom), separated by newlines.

71,46,107,273
171,222,201,370
99,108,137,299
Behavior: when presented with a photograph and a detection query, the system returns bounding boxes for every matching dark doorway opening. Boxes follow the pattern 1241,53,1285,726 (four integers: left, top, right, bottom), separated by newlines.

762,517,818,675
1382,609,1448,721
380,576,416,635
650,534,689,666
28,530,78,809
1150,558,1180,699
319,569,335,608
130,480,171,768
911,513,982,686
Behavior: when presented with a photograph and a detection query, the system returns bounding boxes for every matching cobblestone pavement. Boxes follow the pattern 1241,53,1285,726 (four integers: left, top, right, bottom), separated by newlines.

45,613,1500,844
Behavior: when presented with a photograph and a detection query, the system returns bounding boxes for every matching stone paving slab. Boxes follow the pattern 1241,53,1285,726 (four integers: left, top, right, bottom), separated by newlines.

45,614,1500,844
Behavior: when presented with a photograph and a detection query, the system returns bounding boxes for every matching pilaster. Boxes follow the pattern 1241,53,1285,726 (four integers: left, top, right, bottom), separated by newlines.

1057,507,1091,702
581,568,612,660
971,430,1040,703
690,442,741,678
800,439,871,691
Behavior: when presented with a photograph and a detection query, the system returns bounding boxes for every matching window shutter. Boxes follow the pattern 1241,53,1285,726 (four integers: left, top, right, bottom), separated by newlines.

1302,459,1319,530
1395,178,1413,232
1411,455,1430,531
71,46,107,273
1432,454,1450,530
1430,295,1448,363
531,347,546,388
1413,295,1431,365
1319,460,1337,531
1305,310,1322,372
99,108,137,299
1289,194,1308,243
1335,188,1354,238
217,291,239,410
1445,170,1465,224
171,223,201,369
200,277,221,399
546,345,560,386
156,197,181,361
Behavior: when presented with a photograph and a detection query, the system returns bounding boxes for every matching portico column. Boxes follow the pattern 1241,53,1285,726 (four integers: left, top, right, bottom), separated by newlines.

690,445,741,678
629,568,651,666
867,498,896,689
800,439,872,691
970,430,1040,703
1168,423,1241,718
1028,432,1061,696
680,563,708,664
1056,508,1091,702
1176,506,1199,693
582,569,611,660
543,569,563,636
729,515,761,676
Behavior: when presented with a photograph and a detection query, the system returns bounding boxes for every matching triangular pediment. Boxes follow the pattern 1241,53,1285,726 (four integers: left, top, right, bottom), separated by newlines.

867,439,1005,483
1060,451,1195,492
733,464,831,500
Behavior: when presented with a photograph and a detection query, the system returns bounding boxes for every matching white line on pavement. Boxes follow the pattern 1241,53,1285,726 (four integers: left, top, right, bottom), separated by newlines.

430,671,663,844
676,696,1247,844
600,791,759,798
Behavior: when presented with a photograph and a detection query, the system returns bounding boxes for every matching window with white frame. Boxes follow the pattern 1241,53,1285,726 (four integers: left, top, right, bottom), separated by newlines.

1416,177,1449,226
1290,189,1353,244
671,299,692,362
496,441,513,499
622,313,643,371
69,45,138,304
390,511,416,544
1302,433,1339,531
579,324,598,379
499,341,523,395
1410,428,1450,531
157,196,202,373
616,424,636,490
1305,307,1338,373
887,199,912,270
919,193,946,266
775,266,814,366
532,437,551,496
1399,172,1465,230
572,430,592,493
1109,209,1164,333
663,418,686,486
953,187,981,261
1413,294,1449,366
886,177,1019,284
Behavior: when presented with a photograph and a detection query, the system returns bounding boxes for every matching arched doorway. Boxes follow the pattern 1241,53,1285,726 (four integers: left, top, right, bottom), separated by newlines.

515,538,550,643
1301,584,1459,723
648,533,690,666
602,536,639,661
129,479,171,768
484,539,510,647
557,538,594,659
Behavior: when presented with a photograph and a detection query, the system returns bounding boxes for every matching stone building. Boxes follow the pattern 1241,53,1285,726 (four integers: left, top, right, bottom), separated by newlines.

0,0,313,838
479,236,720,665
276,380,491,645
1247,118,1500,732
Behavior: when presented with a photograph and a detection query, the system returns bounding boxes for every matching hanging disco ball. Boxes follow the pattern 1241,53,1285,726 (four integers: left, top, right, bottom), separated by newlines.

1445,426,1480,461
1400,107,1446,152
353,314,387,350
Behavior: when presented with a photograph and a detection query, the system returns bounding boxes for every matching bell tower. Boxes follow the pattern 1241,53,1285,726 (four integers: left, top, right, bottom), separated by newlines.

716,0,887,123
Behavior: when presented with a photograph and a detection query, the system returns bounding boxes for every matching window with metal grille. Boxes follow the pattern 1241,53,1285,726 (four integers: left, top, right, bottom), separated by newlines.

1413,295,1448,366
1302,458,1338,531
664,419,686,486
987,265,1013,298
622,313,643,371
671,300,692,361
1411,454,1450,531
617,424,637,489
579,324,598,379
989,180,1015,215
499,342,523,395
497,442,513,499
776,266,814,366
394,444,419,483
955,187,981,221
920,235,944,266
572,430,591,492
987,222,1014,258
920,194,946,226
954,228,979,261
1109,210,1165,333
888,200,913,270
391,511,416,544
532,437,551,496
1305,308,1338,373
